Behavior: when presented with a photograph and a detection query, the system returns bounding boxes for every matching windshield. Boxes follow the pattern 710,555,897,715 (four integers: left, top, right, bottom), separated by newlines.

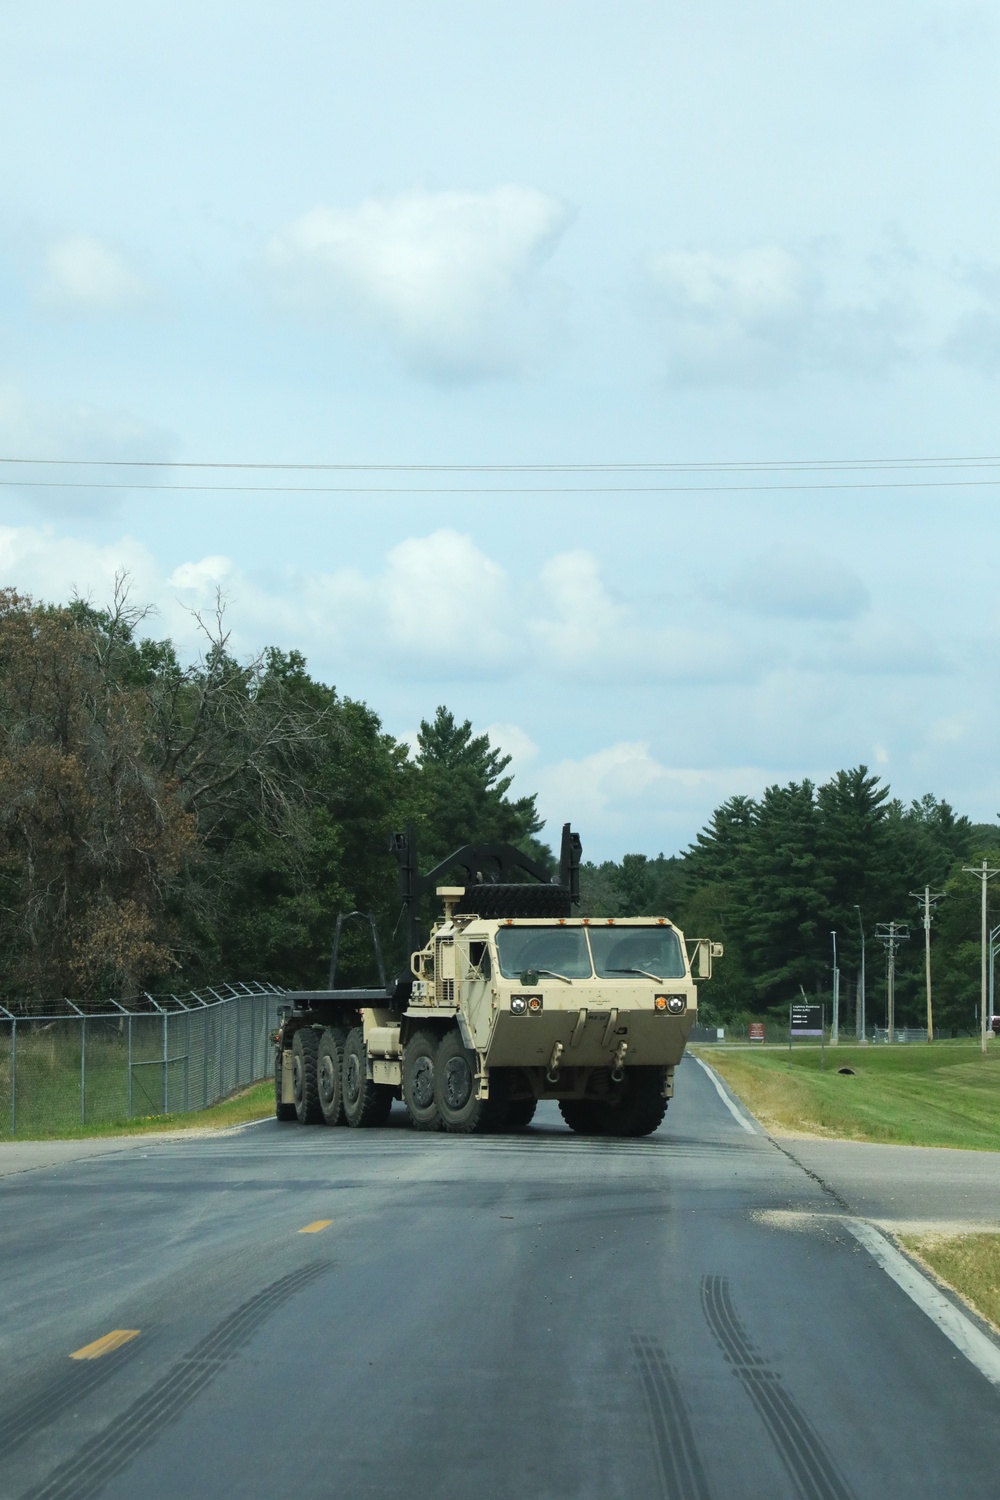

588,925,686,980
495,926,593,979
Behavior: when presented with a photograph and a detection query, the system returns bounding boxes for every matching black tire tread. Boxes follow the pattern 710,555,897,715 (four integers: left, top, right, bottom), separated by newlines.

292,1026,322,1124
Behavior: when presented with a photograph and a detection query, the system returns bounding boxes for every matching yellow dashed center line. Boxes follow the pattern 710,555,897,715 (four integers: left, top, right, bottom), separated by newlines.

70,1329,140,1360
298,1219,333,1234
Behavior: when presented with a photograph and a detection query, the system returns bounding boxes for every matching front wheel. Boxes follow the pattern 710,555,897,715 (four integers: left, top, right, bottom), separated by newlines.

342,1027,393,1128
402,1029,442,1131
435,1030,508,1134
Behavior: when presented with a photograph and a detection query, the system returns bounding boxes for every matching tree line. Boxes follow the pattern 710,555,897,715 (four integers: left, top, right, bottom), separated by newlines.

581,769,1000,1034
2,584,996,1030
0,587,543,1006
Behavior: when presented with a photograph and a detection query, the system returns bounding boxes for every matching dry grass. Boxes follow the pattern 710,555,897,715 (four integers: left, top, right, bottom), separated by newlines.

898,1232,1000,1334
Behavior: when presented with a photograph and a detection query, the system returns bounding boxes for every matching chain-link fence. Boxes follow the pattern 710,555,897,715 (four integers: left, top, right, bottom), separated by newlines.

0,983,286,1137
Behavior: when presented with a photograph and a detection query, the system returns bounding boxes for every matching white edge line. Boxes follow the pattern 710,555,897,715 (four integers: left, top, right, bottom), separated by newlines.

692,1056,757,1134
847,1219,1000,1389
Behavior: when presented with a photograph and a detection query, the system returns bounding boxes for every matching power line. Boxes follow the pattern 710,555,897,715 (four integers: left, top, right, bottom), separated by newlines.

5,478,1000,495
3,454,1000,473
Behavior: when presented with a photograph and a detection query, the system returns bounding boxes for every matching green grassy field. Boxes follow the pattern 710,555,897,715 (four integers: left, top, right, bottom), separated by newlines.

697,1039,1000,1151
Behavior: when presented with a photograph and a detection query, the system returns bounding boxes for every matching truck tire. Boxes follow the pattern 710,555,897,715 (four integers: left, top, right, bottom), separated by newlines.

292,1027,322,1124
605,1069,668,1137
274,1051,296,1121
558,1099,611,1135
434,1029,508,1134
402,1029,442,1131
342,1027,393,1128
504,1097,537,1131
317,1027,347,1126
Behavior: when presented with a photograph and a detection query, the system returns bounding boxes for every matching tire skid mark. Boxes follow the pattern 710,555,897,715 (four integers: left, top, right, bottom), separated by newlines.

631,1333,713,1500
0,1340,142,1461
701,1276,856,1500
22,1261,331,1500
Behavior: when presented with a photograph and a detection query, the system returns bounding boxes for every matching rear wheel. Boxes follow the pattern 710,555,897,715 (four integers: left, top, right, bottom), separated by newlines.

274,1051,296,1121
558,1099,611,1135
292,1027,322,1124
317,1027,347,1126
403,1029,442,1131
342,1027,393,1128
504,1097,537,1131
436,1032,509,1134
604,1069,668,1137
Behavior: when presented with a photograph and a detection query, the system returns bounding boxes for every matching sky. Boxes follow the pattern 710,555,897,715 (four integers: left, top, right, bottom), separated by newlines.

1,1,999,860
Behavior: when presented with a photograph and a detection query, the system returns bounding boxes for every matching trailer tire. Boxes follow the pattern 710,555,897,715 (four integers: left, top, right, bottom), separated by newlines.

317,1027,347,1126
292,1027,322,1124
403,1029,442,1131
504,1097,537,1131
342,1027,392,1128
274,1051,296,1121
434,1029,507,1134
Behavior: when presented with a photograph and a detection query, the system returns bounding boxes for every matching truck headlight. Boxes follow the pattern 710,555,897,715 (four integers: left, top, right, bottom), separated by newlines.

656,994,686,1014
511,996,528,1015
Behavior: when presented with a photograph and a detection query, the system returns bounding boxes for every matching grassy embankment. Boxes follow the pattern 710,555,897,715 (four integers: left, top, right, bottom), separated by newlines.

699,1040,1000,1331
0,1073,273,1142
697,1038,1000,1150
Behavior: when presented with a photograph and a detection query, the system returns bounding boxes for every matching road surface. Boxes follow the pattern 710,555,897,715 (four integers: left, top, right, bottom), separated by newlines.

2,1055,1000,1500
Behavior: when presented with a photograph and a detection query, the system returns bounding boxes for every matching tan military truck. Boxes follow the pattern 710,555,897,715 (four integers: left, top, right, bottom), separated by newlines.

273,824,720,1137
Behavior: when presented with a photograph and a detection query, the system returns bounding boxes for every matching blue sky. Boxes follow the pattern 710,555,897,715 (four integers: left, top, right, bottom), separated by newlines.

1,1,999,858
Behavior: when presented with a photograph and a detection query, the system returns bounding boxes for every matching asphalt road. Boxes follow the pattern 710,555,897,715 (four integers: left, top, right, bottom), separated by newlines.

3,1057,1000,1500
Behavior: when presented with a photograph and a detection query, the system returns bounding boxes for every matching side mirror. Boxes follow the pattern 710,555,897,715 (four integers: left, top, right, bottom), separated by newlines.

687,938,723,980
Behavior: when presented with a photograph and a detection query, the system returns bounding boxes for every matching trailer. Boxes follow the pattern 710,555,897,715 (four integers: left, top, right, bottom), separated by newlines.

273,824,721,1137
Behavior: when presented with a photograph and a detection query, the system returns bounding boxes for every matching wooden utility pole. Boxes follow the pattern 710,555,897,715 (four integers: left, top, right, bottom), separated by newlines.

910,886,944,1042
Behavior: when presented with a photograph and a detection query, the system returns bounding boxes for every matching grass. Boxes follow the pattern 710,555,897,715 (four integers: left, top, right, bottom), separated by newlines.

695,1039,1000,1150
0,1079,274,1142
898,1232,1000,1333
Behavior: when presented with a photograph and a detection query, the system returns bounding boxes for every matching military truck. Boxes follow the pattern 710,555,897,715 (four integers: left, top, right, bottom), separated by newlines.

273,824,721,1137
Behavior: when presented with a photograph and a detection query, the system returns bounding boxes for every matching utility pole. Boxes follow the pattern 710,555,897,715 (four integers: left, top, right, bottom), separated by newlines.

963,859,1000,1055
830,931,840,1044
854,905,866,1041
875,922,909,1042
909,886,945,1043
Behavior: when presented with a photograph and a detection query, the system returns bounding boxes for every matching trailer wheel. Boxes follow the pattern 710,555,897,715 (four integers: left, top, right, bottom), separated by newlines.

435,1030,508,1134
402,1029,442,1131
292,1027,322,1124
342,1027,393,1128
504,1097,537,1131
274,1051,296,1121
317,1027,347,1126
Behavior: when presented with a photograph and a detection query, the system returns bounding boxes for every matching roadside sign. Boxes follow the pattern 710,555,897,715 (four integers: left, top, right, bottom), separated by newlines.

749,1022,765,1043
790,1004,823,1035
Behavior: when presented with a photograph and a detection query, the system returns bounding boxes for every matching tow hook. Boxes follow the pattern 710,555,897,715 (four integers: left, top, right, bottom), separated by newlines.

611,1039,629,1083
546,1040,565,1083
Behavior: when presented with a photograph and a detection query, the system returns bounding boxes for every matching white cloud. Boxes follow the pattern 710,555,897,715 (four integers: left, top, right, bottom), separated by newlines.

264,185,571,378
722,546,871,621
646,243,911,384
38,234,149,314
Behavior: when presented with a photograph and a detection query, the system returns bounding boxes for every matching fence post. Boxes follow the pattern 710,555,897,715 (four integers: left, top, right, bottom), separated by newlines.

127,1014,133,1117
81,1016,86,1126
203,1009,209,1108
162,1012,168,1114
236,999,242,1086
185,1010,191,1110
10,1018,16,1136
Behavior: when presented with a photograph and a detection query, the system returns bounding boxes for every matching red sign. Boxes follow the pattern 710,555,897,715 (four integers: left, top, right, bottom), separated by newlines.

749,1022,765,1043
